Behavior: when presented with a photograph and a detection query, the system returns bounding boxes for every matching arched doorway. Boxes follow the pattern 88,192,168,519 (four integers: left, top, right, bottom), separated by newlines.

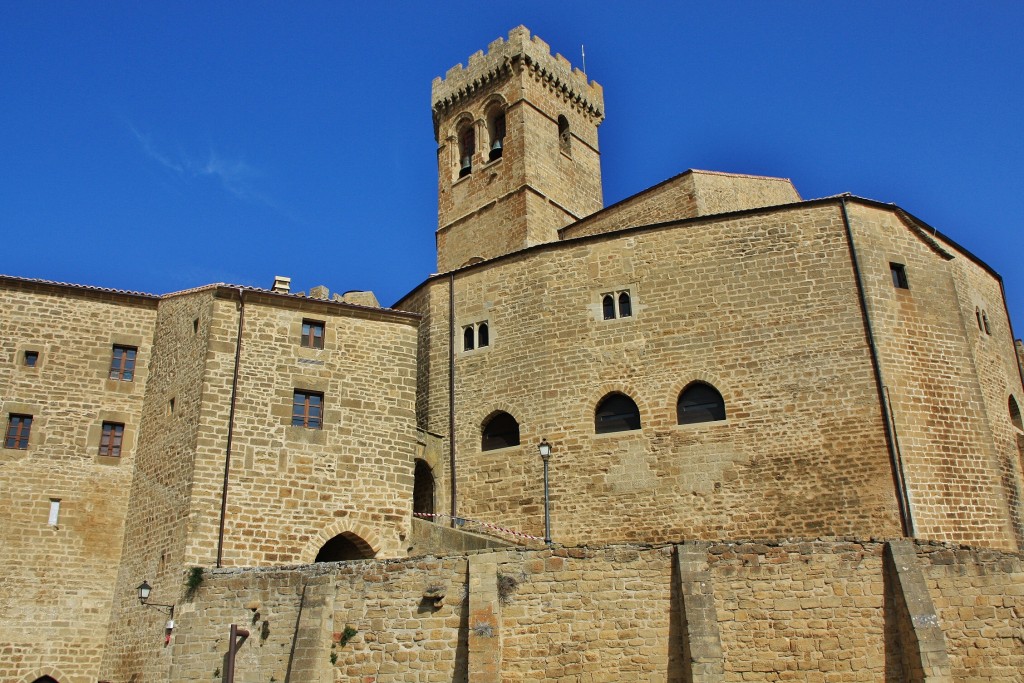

314,532,375,562
413,459,435,518
32,678,59,683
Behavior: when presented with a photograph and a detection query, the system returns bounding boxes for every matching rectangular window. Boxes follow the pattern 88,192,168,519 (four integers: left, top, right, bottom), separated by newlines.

292,390,324,429
109,345,137,381
24,351,39,367
99,422,125,457
301,320,325,349
5,414,32,449
890,263,909,290
48,499,61,526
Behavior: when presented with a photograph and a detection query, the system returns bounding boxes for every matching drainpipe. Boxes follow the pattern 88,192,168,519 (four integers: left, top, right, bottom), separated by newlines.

448,273,458,526
839,198,915,537
216,289,246,567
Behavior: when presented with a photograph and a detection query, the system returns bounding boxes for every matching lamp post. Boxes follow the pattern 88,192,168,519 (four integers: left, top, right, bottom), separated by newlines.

137,579,175,621
538,438,552,545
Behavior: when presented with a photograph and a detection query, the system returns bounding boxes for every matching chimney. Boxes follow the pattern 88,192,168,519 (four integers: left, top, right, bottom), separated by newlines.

271,276,291,294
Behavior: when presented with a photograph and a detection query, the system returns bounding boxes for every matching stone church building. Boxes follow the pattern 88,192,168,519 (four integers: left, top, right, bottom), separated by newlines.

3,27,1024,682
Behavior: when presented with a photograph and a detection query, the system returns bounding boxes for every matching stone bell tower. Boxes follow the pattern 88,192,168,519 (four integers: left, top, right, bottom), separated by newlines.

432,26,605,272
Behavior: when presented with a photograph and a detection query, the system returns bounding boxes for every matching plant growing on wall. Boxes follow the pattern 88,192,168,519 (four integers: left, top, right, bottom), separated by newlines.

185,566,204,599
339,625,358,647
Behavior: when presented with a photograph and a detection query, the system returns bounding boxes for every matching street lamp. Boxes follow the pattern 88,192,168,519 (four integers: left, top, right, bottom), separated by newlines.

136,580,175,619
538,438,552,545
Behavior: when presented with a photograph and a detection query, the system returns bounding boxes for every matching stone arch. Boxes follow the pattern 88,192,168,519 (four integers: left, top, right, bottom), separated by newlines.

298,520,382,564
585,383,651,433
1010,395,1023,432
483,95,507,161
481,410,521,450
19,668,68,683
677,381,727,424
666,372,732,426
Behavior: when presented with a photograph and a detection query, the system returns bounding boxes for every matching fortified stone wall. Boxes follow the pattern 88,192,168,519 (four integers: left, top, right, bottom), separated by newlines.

559,170,801,241
156,538,1024,682
847,202,1024,550
0,280,157,683
401,202,905,546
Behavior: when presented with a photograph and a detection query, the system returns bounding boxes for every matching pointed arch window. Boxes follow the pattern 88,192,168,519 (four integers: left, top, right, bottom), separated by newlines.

595,393,641,433
677,383,726,425
482,411,520,450
1010,396,1023,432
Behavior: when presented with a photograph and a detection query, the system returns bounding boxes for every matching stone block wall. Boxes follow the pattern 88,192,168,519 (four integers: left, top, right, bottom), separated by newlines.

401,202,905,546
0,279,157,683
149,538,1024,682
847,202,1024,549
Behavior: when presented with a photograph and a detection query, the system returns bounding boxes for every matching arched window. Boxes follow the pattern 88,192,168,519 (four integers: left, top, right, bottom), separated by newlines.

1011,396,1023,432
315,532,375,562
482,411,520,450
558,115,571,155
602,294,616,320
413,459,435,517
477,322,489,348
618,291,632,318
458,123,475,177
595,393,641,433
487,107,506,161
677,383,726,424
463,326,475,351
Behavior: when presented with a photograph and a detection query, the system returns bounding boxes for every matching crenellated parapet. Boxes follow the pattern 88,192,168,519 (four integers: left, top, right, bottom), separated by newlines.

432,26,604,124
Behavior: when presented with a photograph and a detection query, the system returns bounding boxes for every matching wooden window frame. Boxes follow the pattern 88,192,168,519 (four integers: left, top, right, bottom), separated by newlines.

5,414,32,450
99,421,125,457
301,319,325,349
109,345,137,381
292,390,324,429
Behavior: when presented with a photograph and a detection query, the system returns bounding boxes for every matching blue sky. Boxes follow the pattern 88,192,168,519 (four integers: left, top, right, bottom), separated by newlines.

2,2,1022,329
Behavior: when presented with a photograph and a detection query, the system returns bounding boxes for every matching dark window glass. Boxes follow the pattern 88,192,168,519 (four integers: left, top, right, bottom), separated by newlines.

292,390,324,429
109,345,137,381
595,393,641,433
100,421,125,457
463,326,475,351
481,411,520,450
5,414,32,449
302,320,325,349
677,383,727,424
618,292,632,318
24,351,39,367
890,263,909,290
603,295,616,320
477,323,489,348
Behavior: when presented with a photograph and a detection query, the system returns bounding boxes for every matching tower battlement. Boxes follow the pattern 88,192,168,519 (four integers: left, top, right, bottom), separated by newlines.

432,26,604,123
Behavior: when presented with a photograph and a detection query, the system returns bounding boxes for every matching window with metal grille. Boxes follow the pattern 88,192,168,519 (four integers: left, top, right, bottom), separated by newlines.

595,393,641,433
5,414,32,449
301,320,325,349
292,390,324,429
109,345,137,381
677,383,727,424
99,421,125,457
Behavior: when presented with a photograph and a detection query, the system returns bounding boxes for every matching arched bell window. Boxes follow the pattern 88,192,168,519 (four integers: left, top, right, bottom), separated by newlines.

595,392,641,433
558,114,571,155
458,122,475,177
482,411,520,450
677,382,726,424
487,107,506,161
